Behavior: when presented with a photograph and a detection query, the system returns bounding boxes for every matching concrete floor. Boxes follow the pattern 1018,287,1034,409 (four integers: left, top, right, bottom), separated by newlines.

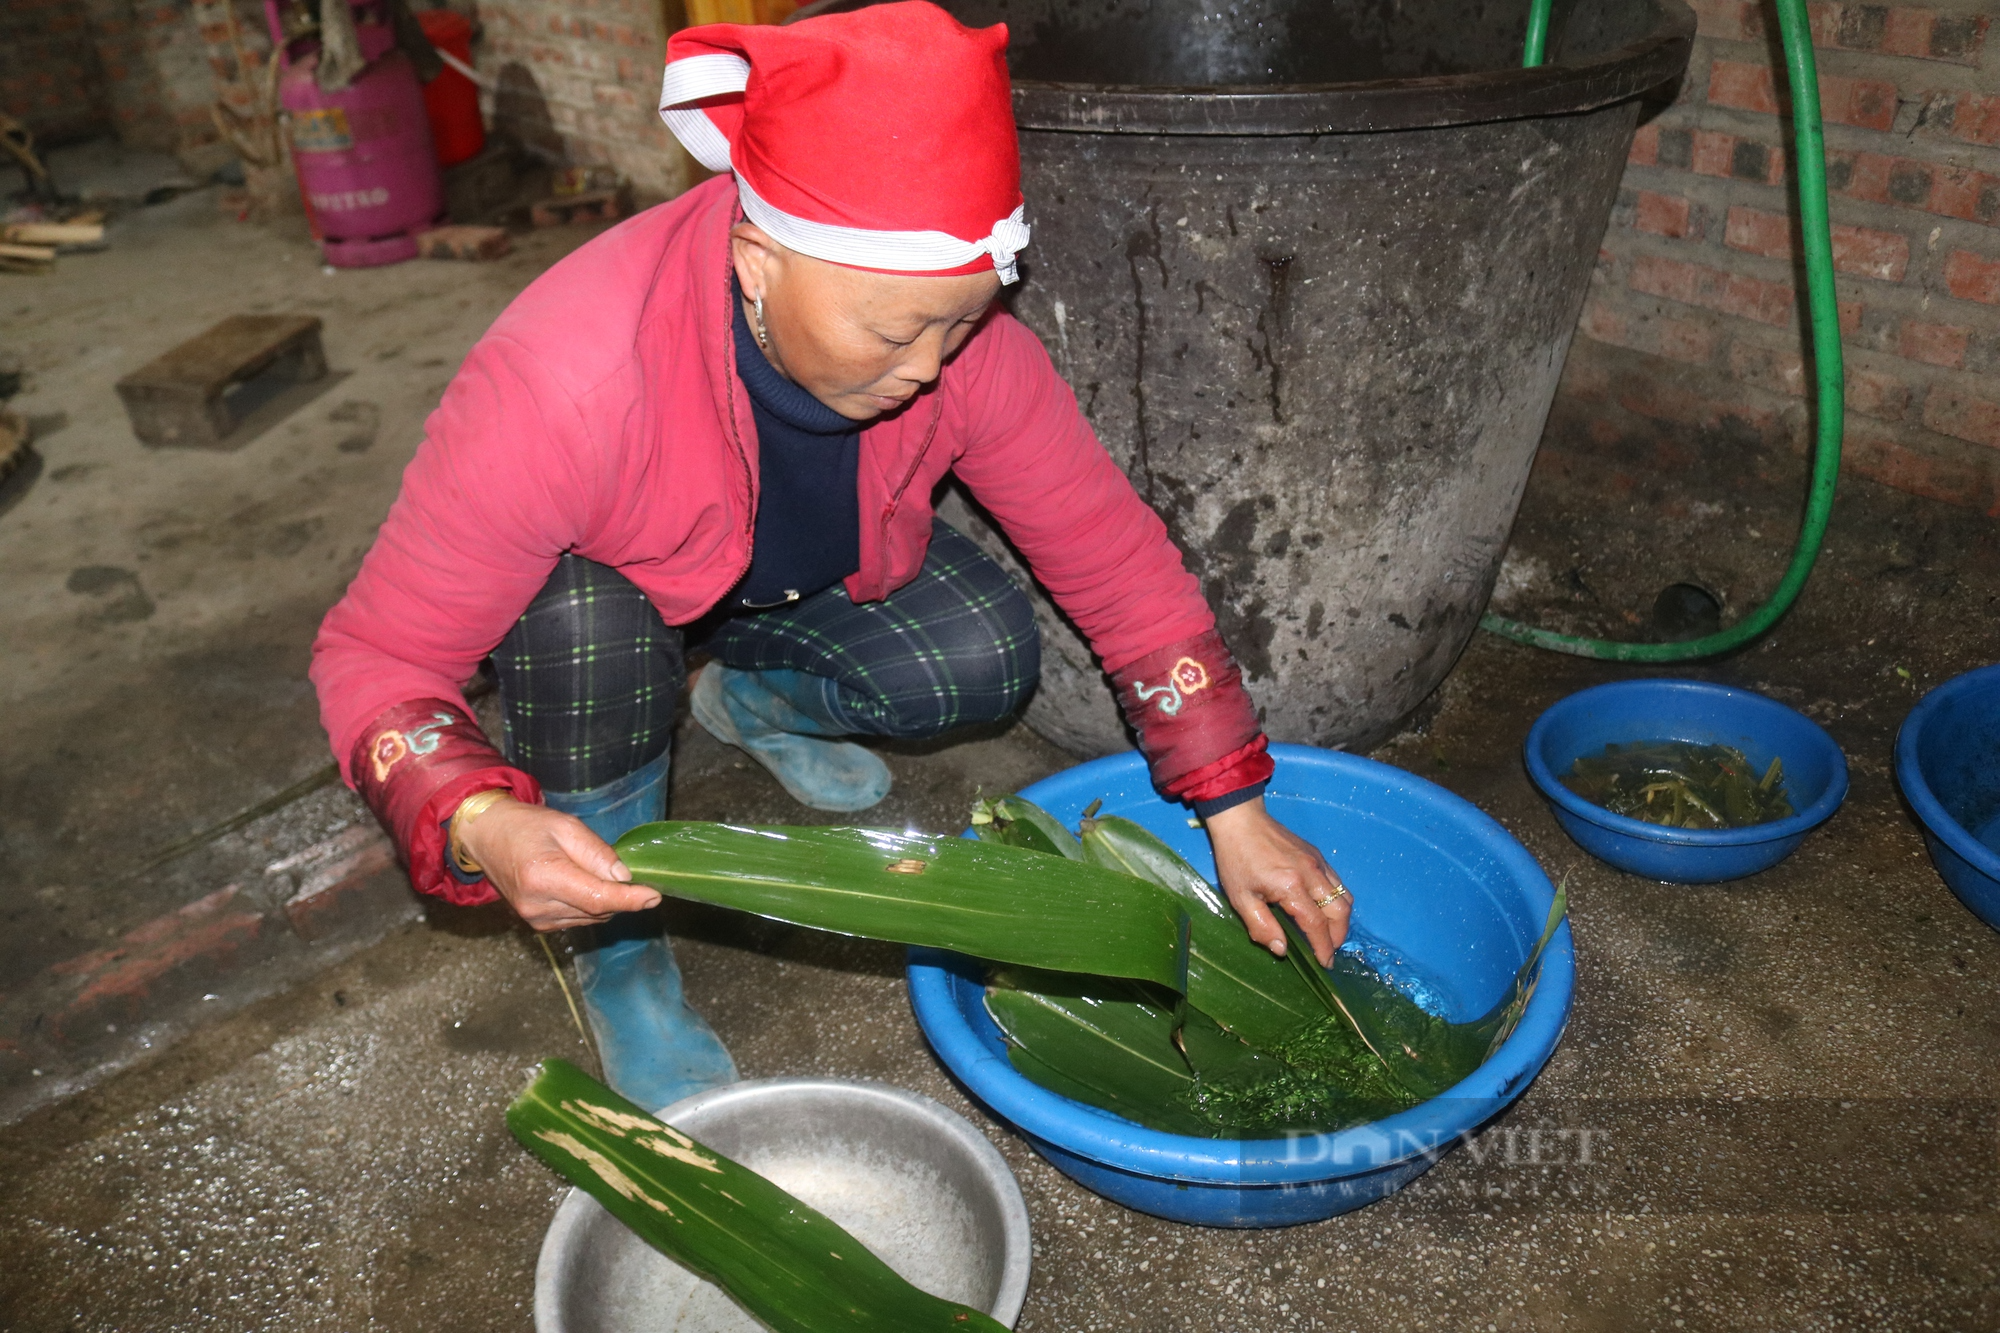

0,140,576,940
0,141,607,1117
2,141,1997,1331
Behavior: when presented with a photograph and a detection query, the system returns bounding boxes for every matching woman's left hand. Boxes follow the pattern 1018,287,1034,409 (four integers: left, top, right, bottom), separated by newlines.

1203,795,1350,966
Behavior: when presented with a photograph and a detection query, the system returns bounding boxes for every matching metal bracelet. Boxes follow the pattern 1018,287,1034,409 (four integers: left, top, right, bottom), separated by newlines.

449,787,514,874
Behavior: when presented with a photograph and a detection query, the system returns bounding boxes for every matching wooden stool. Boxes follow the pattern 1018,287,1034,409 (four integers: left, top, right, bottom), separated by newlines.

116,314,327,448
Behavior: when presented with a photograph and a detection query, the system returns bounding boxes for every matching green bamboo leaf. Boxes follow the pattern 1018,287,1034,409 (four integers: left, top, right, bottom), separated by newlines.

1174,1005,1285,1089
617,823,1191,994
1079,814,1325,1049
983,968,1214,1137
984,968,1336,1139
1078,813,1222,907
970,796,1084,859
1275,913,1408,1080
1316,944,1469,1101
980,798,1568,1134
988,983,1415,1140
507,1059,1007,1333
1008,1045,1199,1134
1459,879,1570,1066
1281,881,1570,1102
1279,913,1489,1102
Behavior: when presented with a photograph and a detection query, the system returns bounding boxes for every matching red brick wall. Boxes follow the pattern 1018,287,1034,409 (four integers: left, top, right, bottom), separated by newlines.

474,0,693,197
82,0,178,154
1,0,113,146
1556,0,2000,515
78,0,236,171
190,0,273,124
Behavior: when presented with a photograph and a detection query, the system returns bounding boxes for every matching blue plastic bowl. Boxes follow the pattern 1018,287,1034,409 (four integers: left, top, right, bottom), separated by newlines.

1524,678,1848,883
906,743,1573,1228
1896,663,2000,933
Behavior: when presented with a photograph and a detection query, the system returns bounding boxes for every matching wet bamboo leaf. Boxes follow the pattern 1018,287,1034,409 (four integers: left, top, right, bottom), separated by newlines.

1080,814,1326,1049
1282,881,1569,1101
983,967,1214,1137
1078,813,1220,904
1276,913,1406,1077
1452,881,1569,1067
508,1059,1007,1333
990,973,1412,1139
970,795,1084,859
1175,1004,1282,1088
981,797,1570,1134
617,823,1191,994
984,966,1310,1138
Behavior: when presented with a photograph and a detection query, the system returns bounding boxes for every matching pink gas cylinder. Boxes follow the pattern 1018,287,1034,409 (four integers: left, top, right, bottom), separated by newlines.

277,8,444,267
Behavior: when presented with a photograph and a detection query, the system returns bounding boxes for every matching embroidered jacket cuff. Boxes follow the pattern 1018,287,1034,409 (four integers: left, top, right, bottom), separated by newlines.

349,698,542,906
1109,629,1271,801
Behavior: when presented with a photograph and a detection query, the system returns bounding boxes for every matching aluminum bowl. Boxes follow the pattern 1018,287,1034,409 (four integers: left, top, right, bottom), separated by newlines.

534,1077,1031,1332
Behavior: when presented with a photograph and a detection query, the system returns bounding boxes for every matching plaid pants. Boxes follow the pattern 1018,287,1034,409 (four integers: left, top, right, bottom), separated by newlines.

491,521,1039,792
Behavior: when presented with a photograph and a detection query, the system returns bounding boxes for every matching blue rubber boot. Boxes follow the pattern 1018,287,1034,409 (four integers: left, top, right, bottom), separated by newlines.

548,751,739,1112
689,664,891,813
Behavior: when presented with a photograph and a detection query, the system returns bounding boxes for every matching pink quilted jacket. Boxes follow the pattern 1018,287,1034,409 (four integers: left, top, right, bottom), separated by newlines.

312,176,1270,902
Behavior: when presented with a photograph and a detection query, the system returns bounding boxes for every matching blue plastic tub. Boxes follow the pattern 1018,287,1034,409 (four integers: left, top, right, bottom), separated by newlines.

1896,663,2000,933
1524,679,1848,883
906,743,1572,1228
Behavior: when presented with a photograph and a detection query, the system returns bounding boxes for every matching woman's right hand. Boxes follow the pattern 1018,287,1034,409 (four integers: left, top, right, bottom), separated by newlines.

454,796,662,932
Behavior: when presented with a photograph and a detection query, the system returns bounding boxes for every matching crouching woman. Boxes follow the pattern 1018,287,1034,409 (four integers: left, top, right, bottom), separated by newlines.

311,1,1348,1111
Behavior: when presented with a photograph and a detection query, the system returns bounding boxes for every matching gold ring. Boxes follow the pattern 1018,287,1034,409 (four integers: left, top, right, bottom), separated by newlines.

1313,886,1351,908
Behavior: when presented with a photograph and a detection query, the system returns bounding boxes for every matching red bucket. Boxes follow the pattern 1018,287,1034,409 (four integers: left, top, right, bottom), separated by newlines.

417,8,484,167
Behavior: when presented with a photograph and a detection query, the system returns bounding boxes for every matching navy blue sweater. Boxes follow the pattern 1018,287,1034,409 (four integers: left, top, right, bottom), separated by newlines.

726,290,861,613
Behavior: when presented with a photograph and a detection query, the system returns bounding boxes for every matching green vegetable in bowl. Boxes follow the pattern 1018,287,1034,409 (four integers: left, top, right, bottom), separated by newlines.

978,798,1567,1139
1561,740,1794,829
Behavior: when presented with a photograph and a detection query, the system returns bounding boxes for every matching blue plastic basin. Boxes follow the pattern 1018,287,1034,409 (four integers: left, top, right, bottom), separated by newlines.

1524,679,1848,883
1896,663,2000,933
906,743,1573,1228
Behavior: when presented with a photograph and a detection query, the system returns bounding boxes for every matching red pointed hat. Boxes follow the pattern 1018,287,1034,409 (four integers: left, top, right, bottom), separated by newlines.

660,1,1029,283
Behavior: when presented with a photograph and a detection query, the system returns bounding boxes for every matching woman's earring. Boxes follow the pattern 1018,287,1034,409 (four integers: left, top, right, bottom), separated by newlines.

753,295,769,349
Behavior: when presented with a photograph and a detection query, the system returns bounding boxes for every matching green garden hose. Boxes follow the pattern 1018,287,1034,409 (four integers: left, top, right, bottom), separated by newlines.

1522,0,1552,67
1495,0,1844,660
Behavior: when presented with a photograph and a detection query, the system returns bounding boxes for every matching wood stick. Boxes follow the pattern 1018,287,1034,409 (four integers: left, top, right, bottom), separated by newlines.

0,242,56,262
6,222,105,245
